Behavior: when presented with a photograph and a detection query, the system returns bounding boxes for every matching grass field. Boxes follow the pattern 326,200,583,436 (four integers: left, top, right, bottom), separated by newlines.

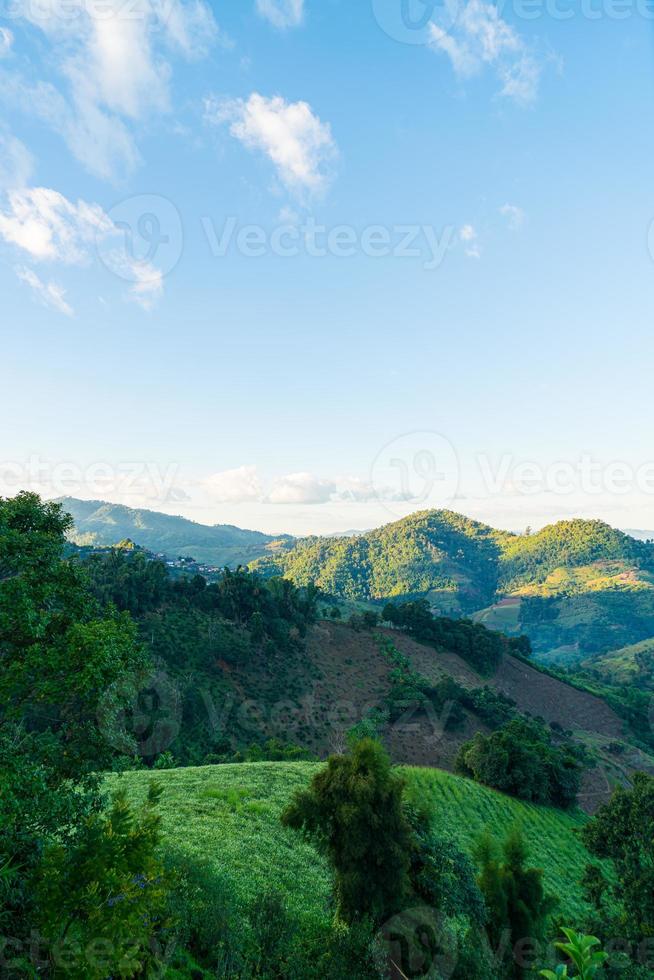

110,761,595,928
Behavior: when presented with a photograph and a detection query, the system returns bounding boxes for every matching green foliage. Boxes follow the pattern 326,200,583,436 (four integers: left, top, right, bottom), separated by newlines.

0,493,149,778
476,827,557,978
254,509,507,609
500,521,651,592
375,632,516,731
83,550,320,764
456,718,582,807
383,598,527,675
539,928,607,979
36,783,169,979
405,803,486,925
0,493,151,953
581,772,654,941
281,740,413,924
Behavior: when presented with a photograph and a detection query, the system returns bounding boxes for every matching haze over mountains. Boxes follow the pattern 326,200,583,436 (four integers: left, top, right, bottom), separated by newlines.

58,496,290,567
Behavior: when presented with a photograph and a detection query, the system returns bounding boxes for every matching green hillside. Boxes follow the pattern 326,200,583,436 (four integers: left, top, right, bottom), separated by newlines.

111,761,595,927
254,511,654,663
584,636,654,686
497,519,649,590
60,499,654,665
58,497,290,567
253,510,511,613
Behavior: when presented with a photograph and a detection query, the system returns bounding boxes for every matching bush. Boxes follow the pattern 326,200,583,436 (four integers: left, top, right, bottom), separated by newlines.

456,718,582,807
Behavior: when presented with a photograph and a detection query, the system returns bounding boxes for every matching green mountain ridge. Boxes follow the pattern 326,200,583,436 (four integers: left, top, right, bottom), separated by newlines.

59,499,654,665
57,496,292,567
253,510,654,665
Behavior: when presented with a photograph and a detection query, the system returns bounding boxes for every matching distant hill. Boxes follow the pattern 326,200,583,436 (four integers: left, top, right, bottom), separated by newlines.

253,510,654,664
57,497,292,567
60,499,654,664
624,529,654,542
253,510,511,615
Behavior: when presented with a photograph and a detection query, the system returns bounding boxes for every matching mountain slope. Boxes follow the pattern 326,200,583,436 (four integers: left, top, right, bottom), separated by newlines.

254,511,654,664
112,761,597,926
253,510,512,614
58,497,290,566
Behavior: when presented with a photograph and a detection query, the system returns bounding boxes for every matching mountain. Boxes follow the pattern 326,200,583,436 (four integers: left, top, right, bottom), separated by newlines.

57,497,292,567
60,498,654,666
253,510,654,665
253,510,511,614
624,529,654,542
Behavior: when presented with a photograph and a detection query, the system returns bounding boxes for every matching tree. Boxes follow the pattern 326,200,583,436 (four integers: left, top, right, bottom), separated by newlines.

0,493,149,777
456,718,581,807
0,494,153,954
36,784,169,979
581,772,654,941
476,828,556,978
281,739,412,924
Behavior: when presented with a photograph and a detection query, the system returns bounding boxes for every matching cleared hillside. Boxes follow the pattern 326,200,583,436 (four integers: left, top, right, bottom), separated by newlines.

110,762,596,928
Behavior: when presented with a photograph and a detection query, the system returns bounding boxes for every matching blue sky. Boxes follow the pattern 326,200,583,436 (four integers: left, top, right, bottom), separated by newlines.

1,0,654,534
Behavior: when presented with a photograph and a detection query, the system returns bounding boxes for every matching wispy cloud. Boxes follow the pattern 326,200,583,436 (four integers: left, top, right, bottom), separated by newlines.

205,91,337,197
428,1,543,105
15,265,73,316
5,0,219,179
256,0,304,29
0,185,165,309
459,223,481,258
0,27,13,57
0,187,112,262
500,203,525,229
0,131,34,190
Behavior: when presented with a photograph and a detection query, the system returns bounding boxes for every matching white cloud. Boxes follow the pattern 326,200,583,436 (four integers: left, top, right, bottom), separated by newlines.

428,1,542,105
0,132,34,190
0,27,13,57
7,0,218,178
0,187,113,262
15,265,73,316
205,92,337,196
0,185,165,309
268,472,336,505
204,465,264,503
256,0,304,29
500,203,525,229
498,54,541,107
126,261,163,310
198,467,418,507
459,223,481,258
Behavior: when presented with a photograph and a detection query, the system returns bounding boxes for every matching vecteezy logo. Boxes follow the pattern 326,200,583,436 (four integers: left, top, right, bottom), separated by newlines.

96,194,183,283
371,0,461,45
370,430,460,518
97,669,182,758
374,907,459,979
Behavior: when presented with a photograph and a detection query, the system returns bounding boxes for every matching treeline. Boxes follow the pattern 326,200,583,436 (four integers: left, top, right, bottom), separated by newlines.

382,597,531,675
